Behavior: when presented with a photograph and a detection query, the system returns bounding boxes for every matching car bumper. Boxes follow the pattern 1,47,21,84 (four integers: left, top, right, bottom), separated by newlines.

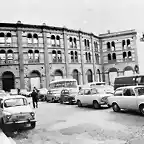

4,119,36,125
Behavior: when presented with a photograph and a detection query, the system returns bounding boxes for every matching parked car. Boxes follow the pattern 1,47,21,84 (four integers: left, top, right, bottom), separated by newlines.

108,85,144,115
0,90,9,97
38,88,48,101
84,82,114,94
20,89,31,97
75,87,113,109
59,89,76,104
0,95,36,131
10,89,18,95
45,90,59,102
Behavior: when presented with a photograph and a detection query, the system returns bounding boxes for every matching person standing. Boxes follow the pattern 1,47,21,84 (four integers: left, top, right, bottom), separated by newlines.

31,89,38,108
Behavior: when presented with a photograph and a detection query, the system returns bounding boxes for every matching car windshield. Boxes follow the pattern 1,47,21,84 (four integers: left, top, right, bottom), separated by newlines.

135,87,144,96
4,98,28,108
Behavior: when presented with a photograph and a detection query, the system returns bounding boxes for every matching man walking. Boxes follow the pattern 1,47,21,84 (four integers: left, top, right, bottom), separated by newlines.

31,89,38,108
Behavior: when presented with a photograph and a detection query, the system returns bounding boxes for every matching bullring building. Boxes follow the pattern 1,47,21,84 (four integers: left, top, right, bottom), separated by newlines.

0,21,140,91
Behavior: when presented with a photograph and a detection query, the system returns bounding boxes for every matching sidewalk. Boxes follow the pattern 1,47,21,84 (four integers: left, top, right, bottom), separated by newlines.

0,130,16,144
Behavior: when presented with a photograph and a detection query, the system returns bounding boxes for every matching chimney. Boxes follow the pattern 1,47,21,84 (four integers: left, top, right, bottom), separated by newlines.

107,30,110,34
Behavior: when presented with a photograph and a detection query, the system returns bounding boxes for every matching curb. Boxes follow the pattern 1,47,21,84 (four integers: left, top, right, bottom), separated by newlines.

0,130,16,144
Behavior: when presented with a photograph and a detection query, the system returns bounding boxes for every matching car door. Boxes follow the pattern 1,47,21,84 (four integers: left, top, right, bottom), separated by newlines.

83,89,92,105
123,88,137,110
77,89,84,103
90,88,99,104
0,99,3,119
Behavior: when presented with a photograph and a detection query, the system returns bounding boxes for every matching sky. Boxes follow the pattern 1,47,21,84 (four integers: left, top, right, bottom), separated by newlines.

1,0,144,34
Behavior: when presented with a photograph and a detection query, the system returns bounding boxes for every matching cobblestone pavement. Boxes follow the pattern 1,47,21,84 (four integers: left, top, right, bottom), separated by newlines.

5,101,144,144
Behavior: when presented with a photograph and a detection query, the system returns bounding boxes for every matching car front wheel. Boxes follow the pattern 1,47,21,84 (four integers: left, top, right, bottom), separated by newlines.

139,105,144,115
31,122,36,129
112,103,120,112
77,100,82,107
93,100,100,109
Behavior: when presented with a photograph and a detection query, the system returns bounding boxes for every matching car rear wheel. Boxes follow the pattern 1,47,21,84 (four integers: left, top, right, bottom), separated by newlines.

31,122,36,129
139,105,144,115
112,103,120,112
51,98,55,103
93,101,100,109
77,100,82,107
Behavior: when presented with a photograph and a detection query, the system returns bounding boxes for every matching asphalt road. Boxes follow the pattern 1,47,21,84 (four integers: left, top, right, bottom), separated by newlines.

4,101,144,144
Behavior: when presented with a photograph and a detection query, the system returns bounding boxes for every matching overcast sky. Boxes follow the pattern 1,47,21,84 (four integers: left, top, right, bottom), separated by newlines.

1,0,144,34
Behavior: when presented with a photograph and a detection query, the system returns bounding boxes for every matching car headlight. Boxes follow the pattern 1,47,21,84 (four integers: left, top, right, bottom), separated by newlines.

30,112,35,117
3,112,12,121
101,97,107,102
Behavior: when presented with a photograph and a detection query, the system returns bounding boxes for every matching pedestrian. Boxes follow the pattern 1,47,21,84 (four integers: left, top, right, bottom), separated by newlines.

31,89,38,108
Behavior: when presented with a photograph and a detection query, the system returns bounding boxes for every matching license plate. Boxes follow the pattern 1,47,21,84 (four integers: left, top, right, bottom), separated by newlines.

18,116,25,119
25,123,31,127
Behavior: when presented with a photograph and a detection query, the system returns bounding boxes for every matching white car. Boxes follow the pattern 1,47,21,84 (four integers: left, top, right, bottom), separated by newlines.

108,85,144,115
20,89,31,97
75,87,113,109
0,95,36,130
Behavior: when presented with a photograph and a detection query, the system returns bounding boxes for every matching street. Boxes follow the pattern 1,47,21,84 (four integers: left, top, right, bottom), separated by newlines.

4,101,144,144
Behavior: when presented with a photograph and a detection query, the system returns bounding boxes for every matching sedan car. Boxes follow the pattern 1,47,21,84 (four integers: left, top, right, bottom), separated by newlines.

75,87,113,109
38,88,48,101
20,89,31,97
108,85,144,115
45,90,59,102
0,95,36,131
59,89,75,104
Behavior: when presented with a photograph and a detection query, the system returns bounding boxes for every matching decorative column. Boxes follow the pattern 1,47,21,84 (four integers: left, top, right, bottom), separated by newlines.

63,28,69,78
90,34,96,81
99,38,105,82
79,31,85,84
17,21,25,89
42,26,50,88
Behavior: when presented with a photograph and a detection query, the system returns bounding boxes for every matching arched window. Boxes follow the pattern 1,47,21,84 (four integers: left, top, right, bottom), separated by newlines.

108,53,111,61
52,50,57,62
6,33,12,43
69,37,73,48
0,33,5,43
87,69,93,83
75,51,78,62
28,50,33,59
56,35,60,47
87,40,90,48
85,52,88,62
57,50,62,62
112,53,116,60
123,52,127,60
73,38,77,48
0,50,6,62
51,35,55,46
94,42,98,51
111,41,115,51
7,49,13,60
127,39,131,47
34,50,39,62
122,40,125,48
107,42,111,50
84,39,87,47
27,33,32,44
128,51,132,58
70,51,74,62
88,52,91,62
33,34,38,44
96,54,99,64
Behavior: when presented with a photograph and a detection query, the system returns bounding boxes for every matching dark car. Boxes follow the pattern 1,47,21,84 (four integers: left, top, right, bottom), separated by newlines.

59,89,75,105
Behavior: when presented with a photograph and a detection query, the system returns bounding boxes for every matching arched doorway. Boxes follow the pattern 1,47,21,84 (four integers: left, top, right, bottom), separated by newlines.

2,71,15,92
108,68,118,85
97,69,101,82
30,71,41,91
123,66,133,76
54,69,63,80
72,69,79,85
87,69,93,83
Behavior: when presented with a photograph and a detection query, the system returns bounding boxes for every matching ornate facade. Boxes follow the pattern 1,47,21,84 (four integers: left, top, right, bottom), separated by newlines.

0,21,139,91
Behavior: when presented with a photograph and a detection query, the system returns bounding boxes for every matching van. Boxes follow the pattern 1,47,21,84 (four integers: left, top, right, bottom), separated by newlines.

114,74,144,90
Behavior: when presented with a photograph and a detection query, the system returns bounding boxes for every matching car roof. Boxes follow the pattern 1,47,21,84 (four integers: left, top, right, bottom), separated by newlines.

50,79,77,84
115,74,144,79
116,85,144,90
0,95,27,100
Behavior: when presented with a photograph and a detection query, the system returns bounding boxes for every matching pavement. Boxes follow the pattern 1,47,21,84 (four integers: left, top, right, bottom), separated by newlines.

3,101,144,144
